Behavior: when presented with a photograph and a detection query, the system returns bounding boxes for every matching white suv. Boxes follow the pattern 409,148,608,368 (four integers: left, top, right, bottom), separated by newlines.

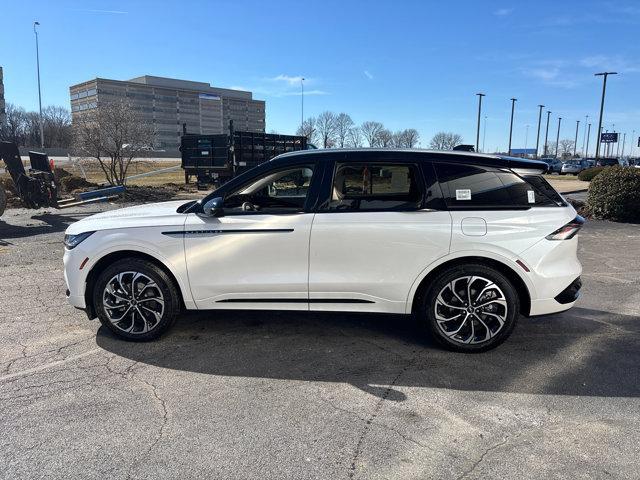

63,149,583,352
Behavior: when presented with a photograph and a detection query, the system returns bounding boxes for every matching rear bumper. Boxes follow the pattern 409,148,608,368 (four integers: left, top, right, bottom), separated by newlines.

529,276,581,316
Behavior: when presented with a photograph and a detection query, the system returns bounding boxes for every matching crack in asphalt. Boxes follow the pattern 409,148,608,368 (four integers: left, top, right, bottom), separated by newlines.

348,359,414,479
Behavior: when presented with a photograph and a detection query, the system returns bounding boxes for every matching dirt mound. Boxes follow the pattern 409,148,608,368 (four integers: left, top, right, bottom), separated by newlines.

54,167,73,180
116,185,178,203
60,175,98,193
0,176,22,208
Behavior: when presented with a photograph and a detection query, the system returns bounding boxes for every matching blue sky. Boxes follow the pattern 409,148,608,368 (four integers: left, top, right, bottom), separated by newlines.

2,0,639,153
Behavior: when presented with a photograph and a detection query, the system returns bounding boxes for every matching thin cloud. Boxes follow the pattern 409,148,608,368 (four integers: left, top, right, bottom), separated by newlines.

70,8,128,14
493,8,514,16
271,74,304,86
364,70,374,80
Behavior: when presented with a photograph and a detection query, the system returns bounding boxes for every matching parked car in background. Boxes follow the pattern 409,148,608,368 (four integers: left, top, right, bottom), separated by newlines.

64,149,583,352
540,157,562,174
560,159,588,175
583,158,596,168
596,158,620,167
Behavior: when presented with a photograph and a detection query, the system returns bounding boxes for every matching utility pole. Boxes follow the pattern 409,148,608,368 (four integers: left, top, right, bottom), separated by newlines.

543,111,551,157
535,104,544,158
573,120,580,157
475,93,485,152
508,98,517,155
585,123,591,157
594,72,618,159
555,117,562,158
33,21,44,149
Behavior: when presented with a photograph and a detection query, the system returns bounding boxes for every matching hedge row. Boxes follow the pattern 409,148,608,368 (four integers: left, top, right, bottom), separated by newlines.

587,166,640,222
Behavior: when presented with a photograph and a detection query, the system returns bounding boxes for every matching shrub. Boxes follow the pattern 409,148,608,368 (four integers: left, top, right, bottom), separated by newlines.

587,166,640,222
578,166,604,182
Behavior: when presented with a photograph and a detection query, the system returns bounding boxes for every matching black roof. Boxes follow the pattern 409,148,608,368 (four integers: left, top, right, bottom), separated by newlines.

273,148,548,171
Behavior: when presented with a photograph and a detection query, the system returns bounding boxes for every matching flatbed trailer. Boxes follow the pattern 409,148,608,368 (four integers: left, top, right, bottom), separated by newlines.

180,121,309,188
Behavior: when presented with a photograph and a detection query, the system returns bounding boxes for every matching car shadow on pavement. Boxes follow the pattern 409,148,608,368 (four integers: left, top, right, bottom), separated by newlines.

96,306,640,400
0,212,92,242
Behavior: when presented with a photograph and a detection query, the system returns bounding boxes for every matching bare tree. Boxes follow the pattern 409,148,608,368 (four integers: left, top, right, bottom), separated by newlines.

334,113,354,148
347,127,362,147
72,100,155,185
558,139,575,156
429,132,463,150
296,117,317,145
403,128,420,148
360,121,384,147
316,111,337,148
42,106,72,148
376,128,393,147
0,103,26,144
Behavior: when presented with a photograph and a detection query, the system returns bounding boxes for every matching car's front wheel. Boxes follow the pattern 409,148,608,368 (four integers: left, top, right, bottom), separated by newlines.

420,264,519,352
93,258,181,341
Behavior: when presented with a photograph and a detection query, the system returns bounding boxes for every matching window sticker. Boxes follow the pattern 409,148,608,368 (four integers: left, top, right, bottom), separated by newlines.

527,190,535,203
456,189,472,200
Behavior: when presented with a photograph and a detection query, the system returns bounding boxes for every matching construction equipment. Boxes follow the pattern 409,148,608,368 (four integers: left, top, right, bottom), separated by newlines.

180,120,311,189
0,141,124,217
0,141,59,216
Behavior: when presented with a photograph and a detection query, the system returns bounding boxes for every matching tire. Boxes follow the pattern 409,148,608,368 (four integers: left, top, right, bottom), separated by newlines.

420,264,519,353
93,258,181,341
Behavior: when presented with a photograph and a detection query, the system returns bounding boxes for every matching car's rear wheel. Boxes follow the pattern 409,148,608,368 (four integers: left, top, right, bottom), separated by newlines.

93,258,181,341
420,264,519,352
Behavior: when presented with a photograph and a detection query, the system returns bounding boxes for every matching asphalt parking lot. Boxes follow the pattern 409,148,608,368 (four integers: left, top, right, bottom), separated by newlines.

1,204,639,479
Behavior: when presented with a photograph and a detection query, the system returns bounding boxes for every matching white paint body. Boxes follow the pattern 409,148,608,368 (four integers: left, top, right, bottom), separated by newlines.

64,199,581,317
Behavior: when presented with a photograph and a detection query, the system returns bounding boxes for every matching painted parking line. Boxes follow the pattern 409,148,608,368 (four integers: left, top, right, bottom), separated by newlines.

0,348,103,383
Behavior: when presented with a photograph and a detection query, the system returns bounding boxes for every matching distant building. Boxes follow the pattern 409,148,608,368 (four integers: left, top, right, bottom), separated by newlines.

0,66,5,124
69,75,265,149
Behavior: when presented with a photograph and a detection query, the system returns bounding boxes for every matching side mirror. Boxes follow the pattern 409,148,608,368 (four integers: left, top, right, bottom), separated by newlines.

202,197,224,217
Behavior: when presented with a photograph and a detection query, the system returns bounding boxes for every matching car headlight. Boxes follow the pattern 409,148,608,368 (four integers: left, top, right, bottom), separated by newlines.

64,231,95,249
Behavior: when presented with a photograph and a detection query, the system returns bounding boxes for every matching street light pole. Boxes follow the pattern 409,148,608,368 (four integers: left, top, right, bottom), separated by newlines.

482,115,487,153
585,123,591,157
535,104,544,158
33,21,44,149
508,98,517,155
543,110,551,156
300,77,305,132
475,93,485,153
573,120,580,157
524,124,530,151
555,117,562,158
621,132,626,157
594,72,618,159
582,115,589,155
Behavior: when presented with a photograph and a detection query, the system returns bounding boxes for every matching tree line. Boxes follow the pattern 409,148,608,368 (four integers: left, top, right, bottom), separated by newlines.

296,111,421,149
0,103,72,149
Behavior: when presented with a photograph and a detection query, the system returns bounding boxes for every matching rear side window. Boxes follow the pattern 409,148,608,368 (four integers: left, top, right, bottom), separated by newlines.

327,163,423,211
435,163,560,208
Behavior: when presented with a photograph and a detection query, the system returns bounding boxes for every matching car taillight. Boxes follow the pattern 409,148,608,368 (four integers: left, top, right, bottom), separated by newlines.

546,215,585,240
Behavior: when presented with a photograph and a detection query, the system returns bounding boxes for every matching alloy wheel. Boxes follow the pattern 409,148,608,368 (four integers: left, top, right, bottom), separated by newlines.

102,271,165,335
434,275,508,345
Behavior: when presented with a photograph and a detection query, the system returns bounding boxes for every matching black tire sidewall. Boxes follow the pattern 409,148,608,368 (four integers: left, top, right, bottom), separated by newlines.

421,264,519,353
93,258,180,341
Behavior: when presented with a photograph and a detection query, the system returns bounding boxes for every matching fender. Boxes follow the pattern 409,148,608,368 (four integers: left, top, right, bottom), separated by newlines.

80,240,196,310
404,248,537,314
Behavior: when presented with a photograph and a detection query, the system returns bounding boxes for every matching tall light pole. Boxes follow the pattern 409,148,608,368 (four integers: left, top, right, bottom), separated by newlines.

300,77,305,132
582,115,589,155
555,117,562,158
33,21,44,149
524,124,530,150
535,104,544,158
585,123,591,157
543,110,552,156
482,115,487,153
475,93,485,152
508,98,517,155
573,120,580,157
594,72,617,159
621,132,626,157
